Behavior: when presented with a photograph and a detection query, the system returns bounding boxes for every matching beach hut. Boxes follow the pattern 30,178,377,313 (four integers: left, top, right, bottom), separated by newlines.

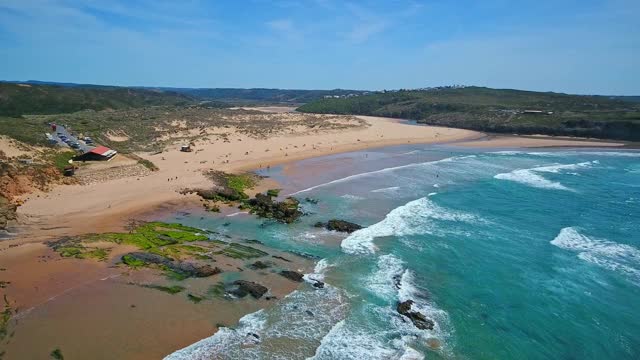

74,146,117,161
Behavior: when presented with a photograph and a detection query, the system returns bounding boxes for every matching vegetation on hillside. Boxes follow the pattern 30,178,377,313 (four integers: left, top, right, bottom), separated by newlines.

0,83,194,117
298,87,640,141
168,87,369,104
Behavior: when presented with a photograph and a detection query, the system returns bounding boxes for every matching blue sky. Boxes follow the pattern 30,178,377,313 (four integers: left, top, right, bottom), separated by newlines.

0,0,638,94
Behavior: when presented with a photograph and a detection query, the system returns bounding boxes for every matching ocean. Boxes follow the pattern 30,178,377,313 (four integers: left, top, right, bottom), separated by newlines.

165,145,640,359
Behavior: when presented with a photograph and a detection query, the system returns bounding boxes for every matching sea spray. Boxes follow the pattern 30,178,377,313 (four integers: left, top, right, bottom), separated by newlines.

341,197,480,255
551,227,640,283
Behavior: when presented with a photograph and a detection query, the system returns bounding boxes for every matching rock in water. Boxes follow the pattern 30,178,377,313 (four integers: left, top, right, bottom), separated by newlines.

247,194,303,223
325,219,363,233
280,270,304,282
397,300,435,330
231,280,268,299
249,261,271,269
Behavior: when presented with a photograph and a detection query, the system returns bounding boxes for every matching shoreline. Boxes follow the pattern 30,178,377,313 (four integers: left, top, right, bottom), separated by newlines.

10,114,629,243
0,111,634,359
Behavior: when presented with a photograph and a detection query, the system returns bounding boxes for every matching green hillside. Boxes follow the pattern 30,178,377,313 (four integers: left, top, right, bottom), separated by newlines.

297,87,640,141
0,83,194,117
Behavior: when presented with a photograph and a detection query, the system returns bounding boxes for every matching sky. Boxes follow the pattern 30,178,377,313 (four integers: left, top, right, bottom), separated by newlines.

0,0,638,95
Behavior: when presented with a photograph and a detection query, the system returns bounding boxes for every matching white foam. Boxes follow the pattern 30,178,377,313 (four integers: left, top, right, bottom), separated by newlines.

288,155,471,196
371,186,400,193
341,194,364,201
494,161,597,191
551,227,640,283
366,254,405,299
165,310,267,360
226,211,248,217
341,197,480,255
167,265,349,360
308,319,399,359
304,258,331,282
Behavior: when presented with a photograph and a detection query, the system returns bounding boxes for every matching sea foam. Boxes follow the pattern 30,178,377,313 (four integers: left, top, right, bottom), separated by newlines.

166,265,348,360
494,161,597,191
551,227,640,283
341,197,479,255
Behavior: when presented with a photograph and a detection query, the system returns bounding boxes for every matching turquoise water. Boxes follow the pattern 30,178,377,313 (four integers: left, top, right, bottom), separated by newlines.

167,147,640,360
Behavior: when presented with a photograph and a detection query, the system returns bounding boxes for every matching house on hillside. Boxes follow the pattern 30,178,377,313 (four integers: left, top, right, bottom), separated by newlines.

74,146,117,161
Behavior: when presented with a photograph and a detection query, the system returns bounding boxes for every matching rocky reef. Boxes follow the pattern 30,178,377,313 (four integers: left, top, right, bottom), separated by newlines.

397,300,435,330
246,193,302,224
122,252,222,278
314,219,363,233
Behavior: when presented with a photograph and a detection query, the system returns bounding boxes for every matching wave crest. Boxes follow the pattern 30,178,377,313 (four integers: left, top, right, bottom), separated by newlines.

341,197,480,255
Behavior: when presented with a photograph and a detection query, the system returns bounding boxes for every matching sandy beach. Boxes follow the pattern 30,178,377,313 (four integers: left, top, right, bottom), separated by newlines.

0,109,630,359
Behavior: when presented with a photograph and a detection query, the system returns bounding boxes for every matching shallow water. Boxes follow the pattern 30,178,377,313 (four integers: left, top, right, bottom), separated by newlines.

166,146,640,359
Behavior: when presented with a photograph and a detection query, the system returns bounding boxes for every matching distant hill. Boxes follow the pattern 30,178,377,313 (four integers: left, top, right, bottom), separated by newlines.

0,82,194,117
1,80,369,105
297,87,640,141
165,88,370,104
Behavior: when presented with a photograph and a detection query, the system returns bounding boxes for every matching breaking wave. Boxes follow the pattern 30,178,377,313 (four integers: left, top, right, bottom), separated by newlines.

288,155,475,196
166,261,348,360
311,254,452,359
494,161,597,191
341,197,480,255
551,227,640,284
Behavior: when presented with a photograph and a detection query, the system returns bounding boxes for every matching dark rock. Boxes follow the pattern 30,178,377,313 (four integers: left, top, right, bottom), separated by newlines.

313,221,326,228
280,270,304,282
287,250,321,260
272,255,292,262
396,300,435,330
231,280,268,299
305,310,314,316
250,261,271,270
305,197,319,204
243,239,263,245
247,194,302,224
326,219,363,233
312,281,325,289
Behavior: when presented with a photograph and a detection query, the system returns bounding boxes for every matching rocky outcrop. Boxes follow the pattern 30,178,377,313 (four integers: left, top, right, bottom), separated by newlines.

230,280,268,299
123,252,222,278
249,261,271,270
0,196,17,231
279,270,304,282
247,193,302,224
397,300,435,330
315,219,363,233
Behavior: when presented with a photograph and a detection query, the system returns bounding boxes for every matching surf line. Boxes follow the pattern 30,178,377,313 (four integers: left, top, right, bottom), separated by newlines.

287,156,461,196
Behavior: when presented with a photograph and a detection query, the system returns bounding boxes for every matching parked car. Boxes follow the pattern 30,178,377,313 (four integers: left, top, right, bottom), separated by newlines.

70,142,81,149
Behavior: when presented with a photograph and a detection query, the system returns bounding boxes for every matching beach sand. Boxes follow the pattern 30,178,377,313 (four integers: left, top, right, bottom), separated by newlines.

0,109,628,359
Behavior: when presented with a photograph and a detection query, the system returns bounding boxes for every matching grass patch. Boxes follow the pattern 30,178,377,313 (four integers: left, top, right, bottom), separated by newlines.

0,295,12,341
207,282,226,298
187,294,204,303
94,222,208,250
48,238,111,261
137,159,159,171
226,173,258,195
141,284,185,294
50,348,64,360
122,254,146,268
215,243,268,259
49,151,77,172
266,189,281,197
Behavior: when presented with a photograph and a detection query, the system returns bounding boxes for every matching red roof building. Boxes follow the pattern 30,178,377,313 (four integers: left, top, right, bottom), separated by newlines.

73,146,118,161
